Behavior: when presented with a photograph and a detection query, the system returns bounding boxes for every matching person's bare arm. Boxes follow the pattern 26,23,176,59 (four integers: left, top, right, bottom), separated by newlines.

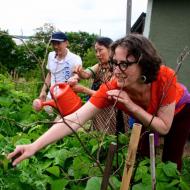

74,64,99,79
107,89,175,135
89,64,99,74
72,84,96,96
7,102,100,165
39,72,51,100
68,64,99,86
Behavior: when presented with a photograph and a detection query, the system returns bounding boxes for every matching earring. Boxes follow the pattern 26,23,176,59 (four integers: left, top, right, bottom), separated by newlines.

140,75,147,83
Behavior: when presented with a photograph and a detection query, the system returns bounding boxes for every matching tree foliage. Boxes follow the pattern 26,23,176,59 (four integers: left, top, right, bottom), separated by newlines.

66,31,97,59
30,23,55,44
0,29,17,72
0,24,97,78
83,48,98,68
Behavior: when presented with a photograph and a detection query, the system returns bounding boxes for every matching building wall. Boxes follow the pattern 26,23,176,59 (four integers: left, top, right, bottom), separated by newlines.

147,0,190,89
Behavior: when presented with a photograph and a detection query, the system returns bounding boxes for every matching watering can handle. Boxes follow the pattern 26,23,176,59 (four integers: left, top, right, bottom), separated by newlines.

50,82,68,99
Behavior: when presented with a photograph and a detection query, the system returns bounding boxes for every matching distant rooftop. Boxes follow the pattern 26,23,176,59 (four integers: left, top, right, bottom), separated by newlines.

131,12,146,34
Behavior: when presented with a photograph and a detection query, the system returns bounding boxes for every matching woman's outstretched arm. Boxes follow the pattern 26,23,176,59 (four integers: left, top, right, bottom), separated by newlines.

8,102,100,165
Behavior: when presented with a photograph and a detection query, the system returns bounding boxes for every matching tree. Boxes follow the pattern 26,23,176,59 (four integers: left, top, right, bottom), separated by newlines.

83,48,97,68
32,23,56,44
11,24,55,77
66,31,97,59
0,29,17,72
0,24,98,78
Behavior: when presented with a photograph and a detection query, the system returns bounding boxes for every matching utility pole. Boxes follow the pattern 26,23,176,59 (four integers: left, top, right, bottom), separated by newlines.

99,28,101,37
126,0,132,35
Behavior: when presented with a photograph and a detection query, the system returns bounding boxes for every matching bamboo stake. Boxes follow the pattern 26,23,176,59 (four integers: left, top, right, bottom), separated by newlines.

149,133,156,190
101,142,117,190
120,123,142,190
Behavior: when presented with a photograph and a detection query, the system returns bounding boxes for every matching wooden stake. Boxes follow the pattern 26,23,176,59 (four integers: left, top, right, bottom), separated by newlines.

120,123,142,190
101,142,117,190
149,133,156,190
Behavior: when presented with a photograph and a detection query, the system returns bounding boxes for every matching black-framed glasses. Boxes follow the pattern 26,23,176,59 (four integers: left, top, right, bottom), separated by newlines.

109,59,137,72
109,54,142,72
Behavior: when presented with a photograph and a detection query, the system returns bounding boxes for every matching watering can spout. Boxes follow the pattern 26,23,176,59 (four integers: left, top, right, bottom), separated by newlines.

33,99,55,112
33,83,82,116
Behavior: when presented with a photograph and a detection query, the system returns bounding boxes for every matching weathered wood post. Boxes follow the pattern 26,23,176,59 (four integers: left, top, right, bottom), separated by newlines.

149,133,156,190
101,142,117,190
120,123,142,190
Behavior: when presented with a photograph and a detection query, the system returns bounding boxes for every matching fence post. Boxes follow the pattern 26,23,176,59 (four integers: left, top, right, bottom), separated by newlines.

101,142,117,190
120,123,142,190
149,133,156,190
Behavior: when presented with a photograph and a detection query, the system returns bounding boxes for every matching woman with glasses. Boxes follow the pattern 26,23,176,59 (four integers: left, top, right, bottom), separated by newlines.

8,34,190,171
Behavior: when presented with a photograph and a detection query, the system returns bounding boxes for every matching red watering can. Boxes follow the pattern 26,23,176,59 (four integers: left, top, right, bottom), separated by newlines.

33,83,82,116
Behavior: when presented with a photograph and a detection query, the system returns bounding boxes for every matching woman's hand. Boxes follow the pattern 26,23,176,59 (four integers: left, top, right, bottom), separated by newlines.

74,65,91,79
7,144,37,166
107,89,130,102
107,90,175,135
107,89,135,112
67,75,80,86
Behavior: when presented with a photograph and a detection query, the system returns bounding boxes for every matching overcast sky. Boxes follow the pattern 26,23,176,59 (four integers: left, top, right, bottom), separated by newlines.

0,0,148,40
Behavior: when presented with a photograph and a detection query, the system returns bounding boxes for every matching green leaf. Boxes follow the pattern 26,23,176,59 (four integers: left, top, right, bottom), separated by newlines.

89,138,98,146
18,160,30,170
73,156,92,179
91,144,99,154
54,149,72,166
134,165,149,182
88,166,102,177
0,97,12,106
156,182,171,190
179,179,190,190
142,173,151,185
43,147,58,158
0,156,10,171
132,183,151,190
46,166,60,177
162,162,179,178
85,177,102,190
139,158,150,166
109,176,121,189
0,133,5,140
28,124,43,134
51,179,68,190
156,180,179,190
167,179,179,187
68,166,74,177
156,163,170,182
38,160,52,170
70,185,84,190
118,133,129,144
15,138,31,145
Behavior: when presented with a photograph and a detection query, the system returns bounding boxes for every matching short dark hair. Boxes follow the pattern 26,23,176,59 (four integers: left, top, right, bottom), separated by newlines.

95,37,113,49
111,33,162,83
